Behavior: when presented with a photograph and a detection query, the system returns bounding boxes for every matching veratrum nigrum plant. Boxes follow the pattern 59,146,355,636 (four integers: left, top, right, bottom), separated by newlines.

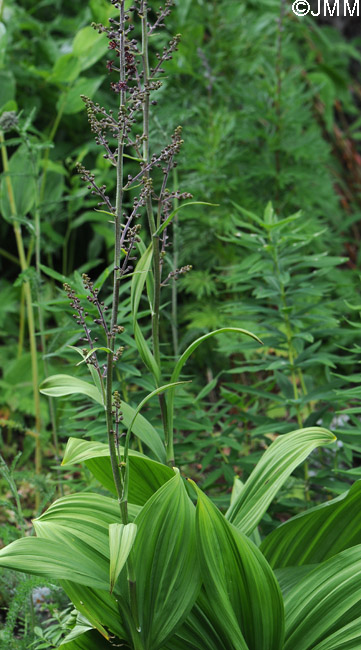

2,3,361,650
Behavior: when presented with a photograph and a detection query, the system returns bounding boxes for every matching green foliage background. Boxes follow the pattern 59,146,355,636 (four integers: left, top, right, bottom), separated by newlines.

1,0,361,645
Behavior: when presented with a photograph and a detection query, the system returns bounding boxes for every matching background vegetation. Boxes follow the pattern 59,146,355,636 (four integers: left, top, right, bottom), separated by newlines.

1,0,361,646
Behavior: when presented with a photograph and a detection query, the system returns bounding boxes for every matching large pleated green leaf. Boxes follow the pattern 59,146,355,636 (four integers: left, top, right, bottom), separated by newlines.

60,580,127,641
0,537,108,589
125,471,201,650
311,617,361,650
33,492,126,560
262,480,361,568
226,427,335,535
62,437,173,505
33,491,139,526
284,545,361,650
165,590,240,650
190,480,284,650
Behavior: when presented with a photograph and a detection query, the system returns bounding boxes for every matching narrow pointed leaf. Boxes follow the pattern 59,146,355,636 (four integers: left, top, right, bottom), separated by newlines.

153,201,219,237
126,380,189,437
109,522,137,593
39,374,103,405
60,629,116,649
190,480,284,650
262,480,361,568
134,321,161,382
131,245,161,381
167,328,261,436
121,398,165,461
284,545,361,650
131,243,152,317
226,427,336,535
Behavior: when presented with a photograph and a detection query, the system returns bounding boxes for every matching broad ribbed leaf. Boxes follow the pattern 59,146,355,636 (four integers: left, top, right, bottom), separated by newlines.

284,545,361,650
34,491,139,527
190,480,284,650
262,480,361,568
166,590,240,650
109,523,137,593
62,438,173,505
226,427,335,535
126,471,201,650
312,617,361,650
33,492,135,561
61,581,127,641
0,538,108,589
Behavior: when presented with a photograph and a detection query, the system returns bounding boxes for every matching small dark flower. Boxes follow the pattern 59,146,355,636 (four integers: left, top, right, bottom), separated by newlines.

111,81,128,93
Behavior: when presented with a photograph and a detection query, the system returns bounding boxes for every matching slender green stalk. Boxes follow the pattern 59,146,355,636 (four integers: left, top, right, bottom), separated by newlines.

0,131,42,508
270,234,311,499
271,238,303,428
0,247,19,265
17,285,26,358
105,0,127,518
140,1,171,463
171,169,179,357
20,116,63,493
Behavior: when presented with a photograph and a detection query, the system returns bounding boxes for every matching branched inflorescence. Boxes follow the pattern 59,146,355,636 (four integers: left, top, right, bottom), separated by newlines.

65,1,192,475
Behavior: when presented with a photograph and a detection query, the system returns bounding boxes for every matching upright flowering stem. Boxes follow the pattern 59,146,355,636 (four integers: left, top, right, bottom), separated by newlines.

77,0,188,516
140,2,172,461
105,1,126,519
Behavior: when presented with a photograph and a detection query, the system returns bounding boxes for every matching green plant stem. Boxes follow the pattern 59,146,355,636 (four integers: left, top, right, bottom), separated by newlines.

140,1,171,463
0,247,19,265
0,131,42,508
22,116,63,494
105,1,128,524
171,169,179,357
270,235,311,499
34,204,62,494
271,240,303,428
17,285,26,358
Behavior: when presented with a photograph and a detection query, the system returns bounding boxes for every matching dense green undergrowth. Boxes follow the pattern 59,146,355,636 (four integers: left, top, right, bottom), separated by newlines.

1,0,361,648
